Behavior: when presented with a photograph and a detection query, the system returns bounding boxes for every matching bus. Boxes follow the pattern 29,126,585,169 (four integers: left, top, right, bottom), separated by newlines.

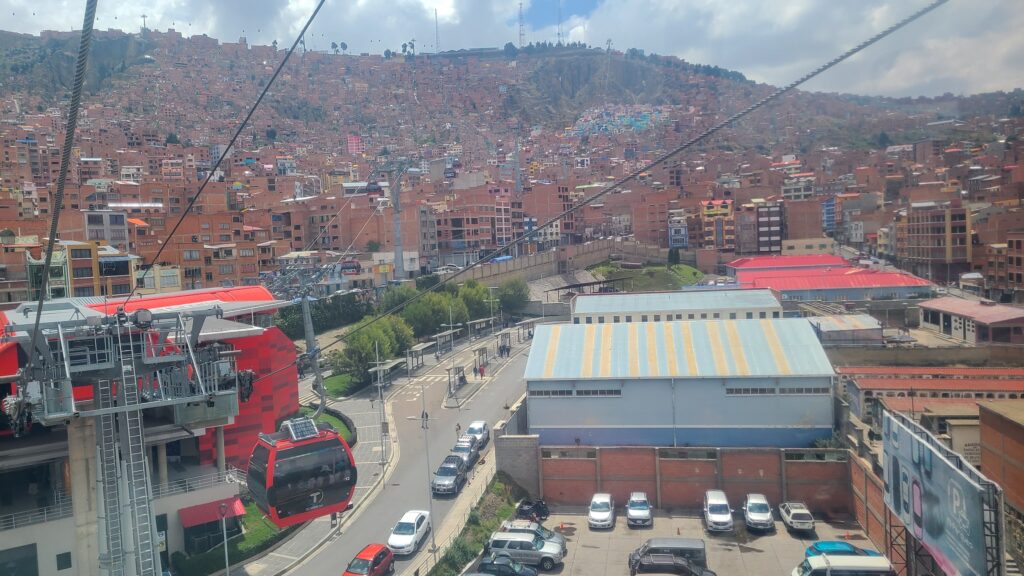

792,556,895,576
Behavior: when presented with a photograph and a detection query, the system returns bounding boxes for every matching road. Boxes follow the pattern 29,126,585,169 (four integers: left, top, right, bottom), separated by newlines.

285,338,530,576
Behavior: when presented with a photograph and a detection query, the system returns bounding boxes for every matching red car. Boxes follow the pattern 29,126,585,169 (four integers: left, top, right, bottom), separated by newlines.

343,544,394,576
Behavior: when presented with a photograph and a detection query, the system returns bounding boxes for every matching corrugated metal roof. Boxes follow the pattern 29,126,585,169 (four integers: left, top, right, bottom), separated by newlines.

919,297,1024,325
836,366,1024,378
750,272,930,291
524,318,834,381
851,378,1024,392
727,254,847,269
810,314,882,332
572,289,780,315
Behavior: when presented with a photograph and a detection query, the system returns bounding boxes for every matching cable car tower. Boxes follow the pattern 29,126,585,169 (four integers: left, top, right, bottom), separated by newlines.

3,303,248,576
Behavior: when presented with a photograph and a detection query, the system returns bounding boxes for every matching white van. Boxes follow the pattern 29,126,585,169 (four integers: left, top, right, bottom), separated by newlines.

702,490,733,532
793,555,896,576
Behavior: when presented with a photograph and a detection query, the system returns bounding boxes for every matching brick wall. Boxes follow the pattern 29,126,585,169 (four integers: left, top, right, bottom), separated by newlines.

850,454,909,575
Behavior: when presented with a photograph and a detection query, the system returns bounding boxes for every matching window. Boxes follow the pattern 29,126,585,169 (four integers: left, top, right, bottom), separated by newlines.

108,214,125,225
688,314,694,320
241,263,257,273
573,318,580,324
746,312,753,319
773,311,780,318
219,264,235,274
112,284,131,295
659,449,717,460
70,248,92,259
529,389,573,397
219,234,231,242
56,552,72,571
759,311,767,319
725,388,777,395
74,286,95,297
613,316,620,323
585,317,593,324
729,312,737,319
779,387,831,395
700,313,707,319
575,389,621,397
625,316,632,322
641,315,648,322
239,248,255,257
541,448,597,459
219,222,229,229
73,266,93,278
713,313,720,319
654,315,661,321
597,316,605,324
86,214,104,225
183,249,200,260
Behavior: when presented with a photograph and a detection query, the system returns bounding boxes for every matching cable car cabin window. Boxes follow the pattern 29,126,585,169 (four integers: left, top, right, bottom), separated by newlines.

271,442,354,519
247,444,271,510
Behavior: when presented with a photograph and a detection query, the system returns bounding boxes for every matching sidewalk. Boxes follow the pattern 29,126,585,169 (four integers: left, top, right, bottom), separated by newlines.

399,449,497,576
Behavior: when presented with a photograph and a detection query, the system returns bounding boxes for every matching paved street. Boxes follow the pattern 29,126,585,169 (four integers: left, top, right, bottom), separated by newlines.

238,333,531,576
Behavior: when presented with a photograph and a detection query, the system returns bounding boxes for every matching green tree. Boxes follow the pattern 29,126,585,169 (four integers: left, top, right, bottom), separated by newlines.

331,41,339,54
458,280,491,319
497,278,530,314
401,292,468,338
366,240,381,252
415,274,440,291
378,315,414,354
165,132,180,145
668,248,680,265
380,284,418,313
503,42,518,58
265,127,277,142
876,131,893,148
339,42,348,54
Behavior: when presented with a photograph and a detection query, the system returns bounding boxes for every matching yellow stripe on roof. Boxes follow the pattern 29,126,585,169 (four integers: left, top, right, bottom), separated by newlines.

663,323,679,376
705,322,729,376
724,321,750,376
543,324,562,378
628,323,640,377
646,322,660,377
600,322,614,376
580,325,597,378
761,319,791,375
679,322,699,375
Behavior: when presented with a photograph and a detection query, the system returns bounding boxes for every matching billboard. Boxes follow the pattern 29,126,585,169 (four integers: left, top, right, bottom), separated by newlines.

882,411,989,576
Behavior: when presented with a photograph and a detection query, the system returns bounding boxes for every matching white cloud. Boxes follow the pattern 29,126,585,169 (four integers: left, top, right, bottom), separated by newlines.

1,0,1021,96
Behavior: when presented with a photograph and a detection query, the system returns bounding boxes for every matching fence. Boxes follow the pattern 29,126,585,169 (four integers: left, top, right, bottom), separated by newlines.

0,495,73,532
152,467,244,500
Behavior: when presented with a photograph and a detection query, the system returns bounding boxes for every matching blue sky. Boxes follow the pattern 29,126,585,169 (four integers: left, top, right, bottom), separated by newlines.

523,0,600,31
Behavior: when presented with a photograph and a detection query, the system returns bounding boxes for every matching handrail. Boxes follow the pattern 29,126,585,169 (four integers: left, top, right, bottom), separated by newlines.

0,498,73,532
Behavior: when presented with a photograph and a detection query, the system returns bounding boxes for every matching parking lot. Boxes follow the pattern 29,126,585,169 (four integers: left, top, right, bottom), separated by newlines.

542,508,875,576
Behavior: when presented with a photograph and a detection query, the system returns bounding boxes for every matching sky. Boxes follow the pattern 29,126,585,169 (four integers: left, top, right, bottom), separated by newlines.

2,0,1022,98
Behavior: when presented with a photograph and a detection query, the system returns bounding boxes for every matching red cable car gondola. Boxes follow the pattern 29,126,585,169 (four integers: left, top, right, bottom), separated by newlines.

247,417,357,528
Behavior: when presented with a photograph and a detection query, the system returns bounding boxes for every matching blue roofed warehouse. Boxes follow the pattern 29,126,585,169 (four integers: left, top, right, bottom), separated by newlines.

524,318,836,447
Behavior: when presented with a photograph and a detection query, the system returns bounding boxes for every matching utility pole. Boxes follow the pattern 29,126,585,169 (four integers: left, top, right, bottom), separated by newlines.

435,8,440,53
371,341,389,482
441,304,462,401
301,290,327,418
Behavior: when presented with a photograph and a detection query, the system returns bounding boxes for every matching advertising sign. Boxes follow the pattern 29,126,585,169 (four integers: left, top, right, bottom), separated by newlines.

882,411,988,576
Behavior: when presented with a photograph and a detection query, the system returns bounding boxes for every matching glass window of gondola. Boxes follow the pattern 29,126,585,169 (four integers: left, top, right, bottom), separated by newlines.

271,442,354,518
247,444,271,510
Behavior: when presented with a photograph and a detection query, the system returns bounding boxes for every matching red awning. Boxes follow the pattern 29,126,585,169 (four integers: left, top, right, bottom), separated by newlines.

178,496,245,528
126,217,149,227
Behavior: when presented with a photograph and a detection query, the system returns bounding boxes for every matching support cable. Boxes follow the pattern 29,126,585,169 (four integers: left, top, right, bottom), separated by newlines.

313,0,949,359
26,0,99,372
128,0,328,300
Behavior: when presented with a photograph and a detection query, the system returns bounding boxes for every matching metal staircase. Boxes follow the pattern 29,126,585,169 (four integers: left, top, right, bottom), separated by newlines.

96,378,124,576
117,325,159,576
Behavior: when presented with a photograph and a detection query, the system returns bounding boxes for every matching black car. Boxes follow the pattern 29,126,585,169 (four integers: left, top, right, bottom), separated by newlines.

515,499,550,522
476,554,539,576
629,553,717,576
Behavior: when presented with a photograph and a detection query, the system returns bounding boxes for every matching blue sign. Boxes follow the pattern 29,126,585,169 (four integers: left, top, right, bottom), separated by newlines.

882,412,988,576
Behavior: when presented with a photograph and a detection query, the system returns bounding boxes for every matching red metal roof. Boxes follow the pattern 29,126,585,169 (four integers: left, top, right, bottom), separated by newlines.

178,495,245,528
836,366,1024,378
737,266,871,282
919,297,1024,325
749,271,930,291
727,254,847,270
851,378,1024,392
878,396,987,413
87,286,276,315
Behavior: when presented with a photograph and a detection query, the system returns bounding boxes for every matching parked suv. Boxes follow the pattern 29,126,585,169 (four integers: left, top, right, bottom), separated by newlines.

431,455,467,495
451,434,480,467
500,520,567,554
742,494,774,531
629,538,709,571
779,502,816,533
702,490,734,532
466,420,490,447
626,492,653,527
476,554,538,576
487,532,564,571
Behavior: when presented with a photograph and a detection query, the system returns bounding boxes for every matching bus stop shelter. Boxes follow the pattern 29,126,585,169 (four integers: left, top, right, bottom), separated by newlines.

432,327,462,355
515,318,538,343
494,328,513,357
369,359,406,387
406,341,435,372
467,316,497,340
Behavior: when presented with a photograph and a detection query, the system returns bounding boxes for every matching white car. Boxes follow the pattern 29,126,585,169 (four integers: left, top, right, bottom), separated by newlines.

388,510,431,555
466,420,490,447
779,502,816,533
587,493,615,529
742,493,775,531
626,492,653,527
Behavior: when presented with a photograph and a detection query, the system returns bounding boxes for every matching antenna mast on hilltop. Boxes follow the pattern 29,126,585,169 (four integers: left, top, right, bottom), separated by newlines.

435,8,440,53
518,2,525,48
556,0,562,45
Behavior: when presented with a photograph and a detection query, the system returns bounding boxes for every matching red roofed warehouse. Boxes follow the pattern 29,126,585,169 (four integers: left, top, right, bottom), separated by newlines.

920,297,1024,345
725,254,847,276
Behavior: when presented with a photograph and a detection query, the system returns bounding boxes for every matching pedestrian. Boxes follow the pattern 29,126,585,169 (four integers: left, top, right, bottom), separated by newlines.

473,365,479,378
480,365,485,378
455,423,461,439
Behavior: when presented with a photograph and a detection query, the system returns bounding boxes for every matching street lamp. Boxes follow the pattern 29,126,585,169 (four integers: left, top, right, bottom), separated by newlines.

407,379,438,562
219,502,230,576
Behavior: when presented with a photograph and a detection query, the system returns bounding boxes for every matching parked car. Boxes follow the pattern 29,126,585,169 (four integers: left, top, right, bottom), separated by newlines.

629,538,709,571
628,553,717,576
805,541,882,558
702,490,734,532
626,492,653,528
588,493,615,529
742,494,775,531
515,499,550,522
431,455,467,496
466,420,490,447
500,520,567,554
476,553,539,576
779,502,816,533
451,434,480,467
487,532,564,571
387,510,431,555
343,544,395,576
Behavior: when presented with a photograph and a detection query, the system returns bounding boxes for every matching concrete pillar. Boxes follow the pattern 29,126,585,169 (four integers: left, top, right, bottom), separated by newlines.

595,447,602,492
157,443,169,491
67,418,100,576
654,447,662,509
215,426,226,472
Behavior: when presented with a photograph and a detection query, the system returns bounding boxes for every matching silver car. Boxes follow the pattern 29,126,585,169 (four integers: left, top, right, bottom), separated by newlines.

742,494,774,531
500,519,567,554
451,434,480,466
431,455,467,495
626,492,653,527
487,532,563,571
